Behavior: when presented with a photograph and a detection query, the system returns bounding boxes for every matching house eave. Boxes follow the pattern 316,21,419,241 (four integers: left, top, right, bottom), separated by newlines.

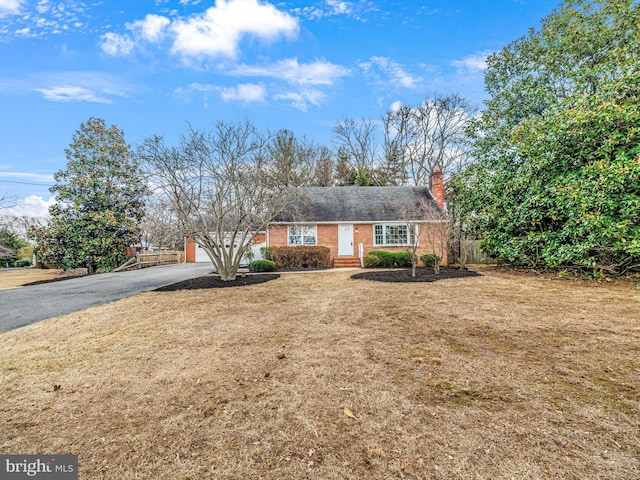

268,220,448,225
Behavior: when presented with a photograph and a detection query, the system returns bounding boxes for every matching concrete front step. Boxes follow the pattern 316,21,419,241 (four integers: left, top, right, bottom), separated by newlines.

334,256,361,268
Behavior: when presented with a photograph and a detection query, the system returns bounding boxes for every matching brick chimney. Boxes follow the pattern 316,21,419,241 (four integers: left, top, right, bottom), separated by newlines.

430,169,445,210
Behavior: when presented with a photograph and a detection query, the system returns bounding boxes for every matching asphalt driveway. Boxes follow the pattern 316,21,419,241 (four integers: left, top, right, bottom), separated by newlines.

0,263,214,332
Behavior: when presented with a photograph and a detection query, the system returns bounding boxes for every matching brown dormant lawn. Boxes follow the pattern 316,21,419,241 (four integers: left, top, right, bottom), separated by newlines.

1,268,638,479
0,268,61,290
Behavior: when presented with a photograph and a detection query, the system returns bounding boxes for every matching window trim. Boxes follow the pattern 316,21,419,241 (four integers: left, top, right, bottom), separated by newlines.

287,225,318,246
373,223,417,247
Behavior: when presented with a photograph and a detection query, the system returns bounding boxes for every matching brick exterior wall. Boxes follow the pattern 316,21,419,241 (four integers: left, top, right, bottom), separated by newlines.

185,239,196,263
268,223,448,266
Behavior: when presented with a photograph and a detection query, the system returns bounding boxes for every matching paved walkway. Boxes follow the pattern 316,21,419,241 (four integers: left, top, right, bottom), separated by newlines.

0,263,213,332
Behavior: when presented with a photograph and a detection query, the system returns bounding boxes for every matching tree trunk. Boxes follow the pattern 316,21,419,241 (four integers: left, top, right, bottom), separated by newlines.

218,264,238,281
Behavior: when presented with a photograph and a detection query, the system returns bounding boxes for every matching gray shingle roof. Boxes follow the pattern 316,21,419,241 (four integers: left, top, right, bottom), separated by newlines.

275,186,440,223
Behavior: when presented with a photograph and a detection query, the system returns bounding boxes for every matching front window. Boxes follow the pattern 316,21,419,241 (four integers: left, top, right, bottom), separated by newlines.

374,224,415,246
288,225,317,246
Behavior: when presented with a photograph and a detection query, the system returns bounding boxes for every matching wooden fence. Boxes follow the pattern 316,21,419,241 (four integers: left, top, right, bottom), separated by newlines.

114,250,183,272
455,240,495,265
138,251,181,267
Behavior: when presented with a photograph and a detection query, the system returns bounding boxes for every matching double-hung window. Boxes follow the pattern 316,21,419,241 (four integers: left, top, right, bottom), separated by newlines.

288,225,317,246
373,224,415,246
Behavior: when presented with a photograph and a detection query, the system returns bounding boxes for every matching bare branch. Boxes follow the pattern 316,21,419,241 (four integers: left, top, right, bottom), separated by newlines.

139,120,297,280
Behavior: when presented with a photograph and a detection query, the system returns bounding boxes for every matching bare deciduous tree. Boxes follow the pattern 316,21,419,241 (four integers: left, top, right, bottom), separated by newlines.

398,198,450,277
420,201,452,275
333,117,382,186
138,120,296,281
383,93,475,186
139,195,184,251
268,130,334,187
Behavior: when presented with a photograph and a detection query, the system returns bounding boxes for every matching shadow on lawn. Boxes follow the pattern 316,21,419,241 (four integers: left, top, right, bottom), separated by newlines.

352,267,482,283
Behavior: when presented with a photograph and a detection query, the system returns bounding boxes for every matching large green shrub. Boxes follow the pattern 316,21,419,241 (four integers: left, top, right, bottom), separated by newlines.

454,1,640,277
14,259,32,268
269,246,331,269
249,259,276,272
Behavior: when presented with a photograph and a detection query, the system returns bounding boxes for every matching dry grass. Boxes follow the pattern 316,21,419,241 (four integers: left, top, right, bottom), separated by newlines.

1,267,638,479
0,268,62,290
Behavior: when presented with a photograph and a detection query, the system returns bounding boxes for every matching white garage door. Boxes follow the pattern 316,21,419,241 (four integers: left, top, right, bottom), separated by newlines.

195,242,266,265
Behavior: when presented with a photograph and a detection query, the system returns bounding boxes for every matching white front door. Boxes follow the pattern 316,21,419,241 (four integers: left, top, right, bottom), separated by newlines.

338,224,354,256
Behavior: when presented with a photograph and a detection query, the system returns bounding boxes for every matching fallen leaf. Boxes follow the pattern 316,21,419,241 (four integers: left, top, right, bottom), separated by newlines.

343,406,356,419
370,448,386,458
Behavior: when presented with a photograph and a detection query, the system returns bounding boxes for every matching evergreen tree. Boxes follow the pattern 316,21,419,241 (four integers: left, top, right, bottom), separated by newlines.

35,118,147,271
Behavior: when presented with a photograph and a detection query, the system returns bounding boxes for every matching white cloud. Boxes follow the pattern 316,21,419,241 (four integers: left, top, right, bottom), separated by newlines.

3,195,53,218
359,56,421,89
273,88,324,111
170,0,299,59
35,0,49,14
0,0,23,16
181,58,347,110
1,71,132,103
183,82,213,94
99,1,298,60
128,13,170,43
219,83,266,103
326,0,351,16
390,100,403,113
100,32,135,56
1,1,91,38
183,82,266,106
34,85,113,103
292,0,362,20
451,50,492,74
231,58,350,86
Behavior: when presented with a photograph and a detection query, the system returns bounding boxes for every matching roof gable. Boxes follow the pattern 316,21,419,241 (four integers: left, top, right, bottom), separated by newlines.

275,186,440,223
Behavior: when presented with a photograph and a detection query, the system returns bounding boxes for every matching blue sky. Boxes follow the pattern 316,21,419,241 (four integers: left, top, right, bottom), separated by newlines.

0,0,558,217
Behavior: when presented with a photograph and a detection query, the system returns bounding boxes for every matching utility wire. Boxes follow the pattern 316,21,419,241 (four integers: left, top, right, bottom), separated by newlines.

0,179,53,187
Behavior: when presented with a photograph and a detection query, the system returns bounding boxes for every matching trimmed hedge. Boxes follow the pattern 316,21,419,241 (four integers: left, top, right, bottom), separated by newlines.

393,252,413,268
249,259,277,272
269,246,331,269
363,254,381,268
366,250,413,268
14,259,32,268
368,250,395,267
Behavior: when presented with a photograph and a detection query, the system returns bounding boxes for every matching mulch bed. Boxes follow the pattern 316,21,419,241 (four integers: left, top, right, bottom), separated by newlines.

154,274,281,291
351,267,482,283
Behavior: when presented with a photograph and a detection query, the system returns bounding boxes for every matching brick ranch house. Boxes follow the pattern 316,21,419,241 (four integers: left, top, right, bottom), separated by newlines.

186,170,447,268
267,170,447,268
